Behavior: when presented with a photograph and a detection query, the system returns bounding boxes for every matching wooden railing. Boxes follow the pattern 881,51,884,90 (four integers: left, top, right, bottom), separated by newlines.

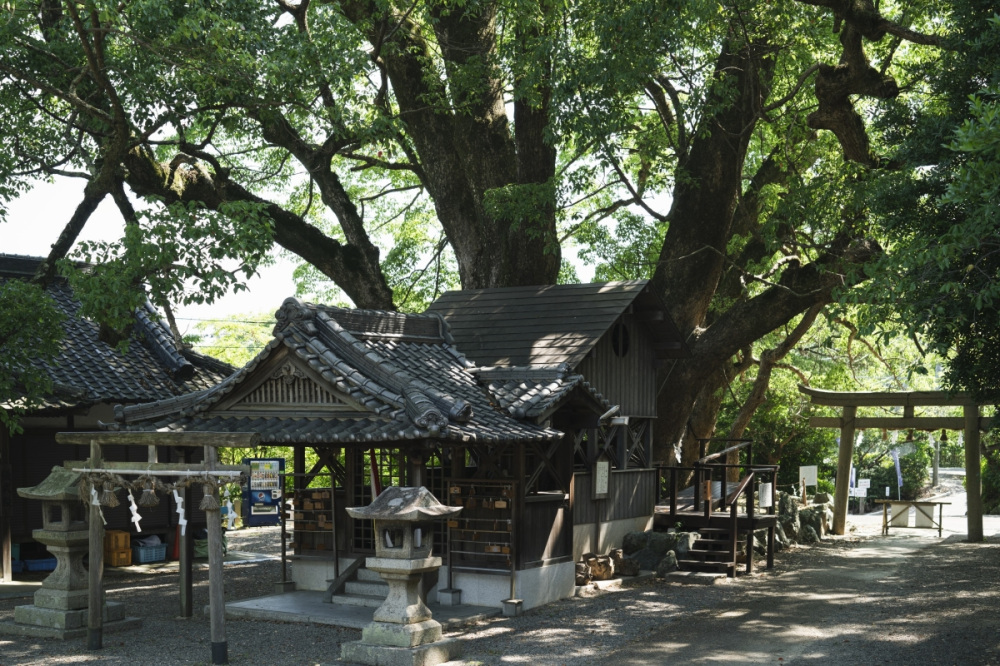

655,439,779,522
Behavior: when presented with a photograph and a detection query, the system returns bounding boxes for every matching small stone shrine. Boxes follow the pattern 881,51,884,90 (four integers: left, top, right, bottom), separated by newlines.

341,486,462,666
0,467,140,639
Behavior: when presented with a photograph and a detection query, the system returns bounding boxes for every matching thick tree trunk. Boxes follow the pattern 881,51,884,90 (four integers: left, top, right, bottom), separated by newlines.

342,0,560,290
654,237,880,463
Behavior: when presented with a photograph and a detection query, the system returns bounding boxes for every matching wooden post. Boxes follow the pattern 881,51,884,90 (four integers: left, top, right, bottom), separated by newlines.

179,480,193,618
801,478,806,505
964,405,983,542
614,426,627,471
87,440,104,650
0,428,11,583
832,405,857,535
205,445,228,664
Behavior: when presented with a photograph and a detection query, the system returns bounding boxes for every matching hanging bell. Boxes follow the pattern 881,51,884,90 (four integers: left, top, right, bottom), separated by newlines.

138,478,160,507
99,481,121,508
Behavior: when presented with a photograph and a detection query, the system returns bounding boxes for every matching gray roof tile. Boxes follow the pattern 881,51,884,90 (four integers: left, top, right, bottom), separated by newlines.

112,297,559,445
0,255,233,412
425,281,687,367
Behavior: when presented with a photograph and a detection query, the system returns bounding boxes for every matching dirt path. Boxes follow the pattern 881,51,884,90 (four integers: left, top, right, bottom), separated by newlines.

601,470,1000,665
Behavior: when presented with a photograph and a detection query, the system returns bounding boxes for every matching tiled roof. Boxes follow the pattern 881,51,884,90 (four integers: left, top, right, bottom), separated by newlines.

0,254,234,412
474,365,611,421
110,298,560,445
425,281,686,368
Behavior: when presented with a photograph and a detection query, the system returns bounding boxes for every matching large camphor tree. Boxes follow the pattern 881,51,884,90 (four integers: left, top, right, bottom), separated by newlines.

0,0,950,459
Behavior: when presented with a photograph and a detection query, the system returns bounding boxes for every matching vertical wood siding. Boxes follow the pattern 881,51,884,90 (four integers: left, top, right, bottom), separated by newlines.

572,468,657,524
521,496,572,565
575,313,657,417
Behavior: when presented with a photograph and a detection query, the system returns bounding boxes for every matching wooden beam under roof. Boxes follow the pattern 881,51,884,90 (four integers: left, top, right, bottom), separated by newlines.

56,431,261,448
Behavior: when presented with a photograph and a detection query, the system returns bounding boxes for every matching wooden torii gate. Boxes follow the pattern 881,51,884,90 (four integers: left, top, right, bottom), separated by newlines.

799,386,993,542
56,431,258,665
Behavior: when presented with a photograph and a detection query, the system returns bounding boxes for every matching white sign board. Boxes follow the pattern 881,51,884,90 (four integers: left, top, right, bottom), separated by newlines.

593,458,610,498
858,478,871,490
851,487,868,497
799,465,818,487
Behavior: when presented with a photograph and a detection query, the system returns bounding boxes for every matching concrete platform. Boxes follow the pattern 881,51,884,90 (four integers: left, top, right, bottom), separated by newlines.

0,580,43,600
226,590,499,630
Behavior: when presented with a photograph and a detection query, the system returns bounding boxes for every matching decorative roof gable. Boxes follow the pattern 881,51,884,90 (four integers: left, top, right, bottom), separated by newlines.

110,298,558,445
213,353,369,416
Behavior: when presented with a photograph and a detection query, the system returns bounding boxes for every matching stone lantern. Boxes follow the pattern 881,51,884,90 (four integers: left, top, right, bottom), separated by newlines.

0,467,138,639
341,486,462,666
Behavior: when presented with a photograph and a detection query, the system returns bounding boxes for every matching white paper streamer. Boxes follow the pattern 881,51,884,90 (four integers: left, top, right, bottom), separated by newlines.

128,489,142,532
90,487,107,525
173,488,188,536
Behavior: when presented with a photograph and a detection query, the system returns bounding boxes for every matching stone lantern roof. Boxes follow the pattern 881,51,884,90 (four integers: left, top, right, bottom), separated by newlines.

345,487,461,522
16,466,82,502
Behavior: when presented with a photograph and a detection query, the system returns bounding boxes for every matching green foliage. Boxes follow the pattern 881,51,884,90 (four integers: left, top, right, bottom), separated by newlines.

865,3,1000,401
575,211,668,281
190,312,275,367
61,200,273,335
981,427,1000,514
937,435,965,467
855,432,931,501
0,280,64,433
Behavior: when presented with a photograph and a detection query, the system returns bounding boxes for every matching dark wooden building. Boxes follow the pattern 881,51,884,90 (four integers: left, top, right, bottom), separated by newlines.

427,280,687,559
0,255,232,581
104,282,685,609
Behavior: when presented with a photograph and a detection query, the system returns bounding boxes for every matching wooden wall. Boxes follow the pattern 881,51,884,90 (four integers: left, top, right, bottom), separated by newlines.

572,468,657,525
520,493,572,567
575,313,657,418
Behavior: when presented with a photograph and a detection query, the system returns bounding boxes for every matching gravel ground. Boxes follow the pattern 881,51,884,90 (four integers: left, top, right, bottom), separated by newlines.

1,475,996,665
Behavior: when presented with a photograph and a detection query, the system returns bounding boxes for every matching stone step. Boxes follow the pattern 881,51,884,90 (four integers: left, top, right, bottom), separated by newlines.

678,559,734,573
332,592,386,609
686,548,732,562
344,580,389,597
665,570,730,585
356,568,384,583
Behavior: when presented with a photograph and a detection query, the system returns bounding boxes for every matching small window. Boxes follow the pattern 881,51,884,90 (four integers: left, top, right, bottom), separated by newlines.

611,321,630,357
383,528,404,549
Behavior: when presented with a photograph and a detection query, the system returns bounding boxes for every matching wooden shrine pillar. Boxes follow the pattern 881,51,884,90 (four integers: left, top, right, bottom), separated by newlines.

179,448,193,618
204,445,228,664
87,439,105,650
965,404,983,542
0,428,11,583
832,405,857,536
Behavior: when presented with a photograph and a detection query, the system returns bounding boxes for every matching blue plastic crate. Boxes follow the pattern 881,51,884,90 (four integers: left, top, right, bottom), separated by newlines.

24,558,57,572
132,544,166,564
11,560,23,573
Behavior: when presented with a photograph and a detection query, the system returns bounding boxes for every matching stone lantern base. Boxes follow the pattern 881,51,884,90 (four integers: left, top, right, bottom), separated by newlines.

342,637,462,666
0,528,140,640
341,556,462,666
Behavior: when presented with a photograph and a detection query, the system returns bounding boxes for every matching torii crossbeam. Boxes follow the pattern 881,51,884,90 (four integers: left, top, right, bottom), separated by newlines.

798,386,993,542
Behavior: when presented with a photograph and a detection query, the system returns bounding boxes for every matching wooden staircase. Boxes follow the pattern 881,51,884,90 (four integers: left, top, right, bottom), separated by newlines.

679,526,737,576
655,438,780,578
